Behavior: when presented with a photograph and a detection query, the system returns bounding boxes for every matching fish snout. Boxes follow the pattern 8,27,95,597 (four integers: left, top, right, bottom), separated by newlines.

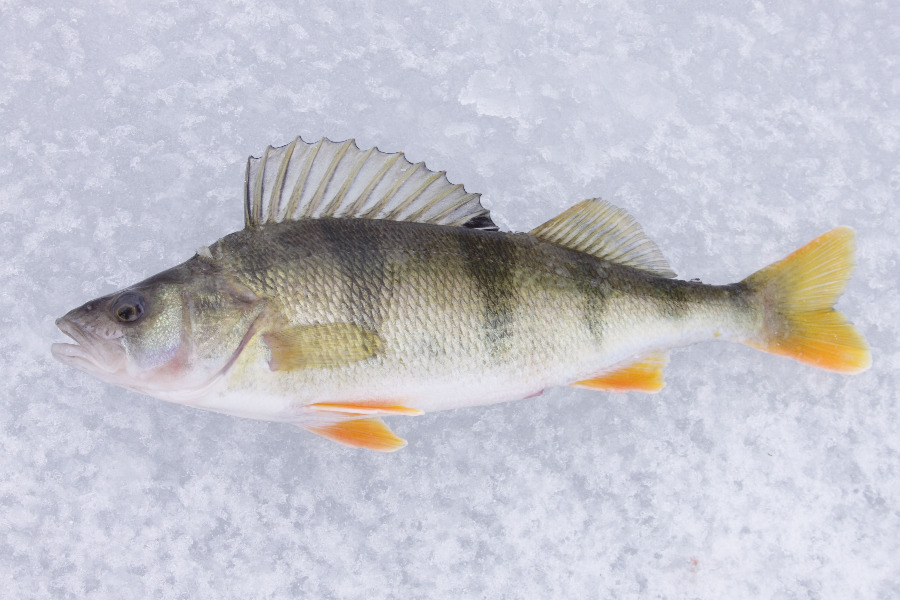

57,302,125,342
52,309,126,374
55,313,84,342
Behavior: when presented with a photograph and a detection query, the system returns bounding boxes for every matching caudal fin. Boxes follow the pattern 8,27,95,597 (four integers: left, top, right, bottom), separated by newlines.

742,227,870,374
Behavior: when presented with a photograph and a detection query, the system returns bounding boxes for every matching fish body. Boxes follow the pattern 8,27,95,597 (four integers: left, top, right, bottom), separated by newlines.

203,217,751,416
53,138,870,451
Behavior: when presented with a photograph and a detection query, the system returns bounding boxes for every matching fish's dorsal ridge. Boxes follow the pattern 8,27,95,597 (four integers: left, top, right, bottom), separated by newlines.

244,137,497,231
530,198,676,277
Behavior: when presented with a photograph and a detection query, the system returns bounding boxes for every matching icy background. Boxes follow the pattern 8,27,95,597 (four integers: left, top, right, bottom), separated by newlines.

2,0,898,597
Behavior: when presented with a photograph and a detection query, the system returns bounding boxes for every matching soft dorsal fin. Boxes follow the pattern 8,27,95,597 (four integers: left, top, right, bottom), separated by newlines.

244,137,497,231
530,199,676,277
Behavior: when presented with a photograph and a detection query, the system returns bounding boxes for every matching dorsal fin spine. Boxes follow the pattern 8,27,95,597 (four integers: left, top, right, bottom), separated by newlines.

303,139,354,218
429,188,472,222
243,157,252,227
449,208,488,225
409,183,463,222
251,146,270,225
323,145,374,217
447,195,486,226
267,138,298,223
282,138,323,221
385,170,445,220
340,152,402,218
361,160,421,219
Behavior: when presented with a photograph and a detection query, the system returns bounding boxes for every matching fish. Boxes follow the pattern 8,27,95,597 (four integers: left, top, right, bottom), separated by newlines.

52,137,871,451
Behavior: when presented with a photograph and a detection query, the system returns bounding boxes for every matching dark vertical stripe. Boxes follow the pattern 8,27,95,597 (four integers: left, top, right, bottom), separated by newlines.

651,279,694,320
456,230,519,356
316,219,387,329
566,256,608,339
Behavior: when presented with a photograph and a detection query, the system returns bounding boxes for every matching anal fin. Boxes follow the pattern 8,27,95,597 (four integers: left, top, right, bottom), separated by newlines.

572,351,669,393
305,418,407,452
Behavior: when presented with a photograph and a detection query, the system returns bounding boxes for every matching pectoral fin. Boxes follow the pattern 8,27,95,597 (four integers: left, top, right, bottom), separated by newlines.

305,418,407,452
262,323,380,371
572,352,669,393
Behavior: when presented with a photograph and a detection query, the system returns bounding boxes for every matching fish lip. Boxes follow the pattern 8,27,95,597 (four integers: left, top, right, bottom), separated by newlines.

55,316,85,345
52,317,122,375
51,317,89,363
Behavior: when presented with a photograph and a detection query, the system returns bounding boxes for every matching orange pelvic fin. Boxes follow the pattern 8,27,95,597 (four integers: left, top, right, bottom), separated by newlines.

572,351,669,393
305,418,407,452
742,227,870,373
308,401,424,416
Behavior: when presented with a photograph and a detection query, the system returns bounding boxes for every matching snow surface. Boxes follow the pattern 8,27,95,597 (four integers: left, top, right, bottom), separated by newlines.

2,0,898,598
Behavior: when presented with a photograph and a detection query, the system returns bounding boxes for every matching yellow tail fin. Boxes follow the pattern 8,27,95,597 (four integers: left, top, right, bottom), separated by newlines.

743,227,870,373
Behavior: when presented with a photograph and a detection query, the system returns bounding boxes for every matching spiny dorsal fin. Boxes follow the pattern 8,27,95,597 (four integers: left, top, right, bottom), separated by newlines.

244,137,497,231
530,199,676,277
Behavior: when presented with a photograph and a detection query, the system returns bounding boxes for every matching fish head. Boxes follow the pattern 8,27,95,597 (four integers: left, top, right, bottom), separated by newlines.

52,276,194,395
52,258,262,402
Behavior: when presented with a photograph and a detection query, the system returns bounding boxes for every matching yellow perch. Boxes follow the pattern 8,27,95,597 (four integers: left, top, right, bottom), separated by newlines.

52,138,870,451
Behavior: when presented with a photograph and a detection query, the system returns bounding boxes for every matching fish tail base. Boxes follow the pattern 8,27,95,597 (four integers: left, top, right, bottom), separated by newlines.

742,227,870,374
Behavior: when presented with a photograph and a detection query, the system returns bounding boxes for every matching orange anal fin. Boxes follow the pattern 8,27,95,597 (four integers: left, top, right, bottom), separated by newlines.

308,401,424,416
572,352,669,393
305,418,407,452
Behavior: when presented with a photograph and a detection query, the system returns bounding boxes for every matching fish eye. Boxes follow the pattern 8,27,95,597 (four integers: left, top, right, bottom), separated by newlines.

113,291,145,323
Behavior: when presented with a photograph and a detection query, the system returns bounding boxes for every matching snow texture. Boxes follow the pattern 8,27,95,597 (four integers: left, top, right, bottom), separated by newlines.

2,0,898,598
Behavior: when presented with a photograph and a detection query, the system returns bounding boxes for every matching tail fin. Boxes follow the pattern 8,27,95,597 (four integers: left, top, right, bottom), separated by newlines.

742,227,870,374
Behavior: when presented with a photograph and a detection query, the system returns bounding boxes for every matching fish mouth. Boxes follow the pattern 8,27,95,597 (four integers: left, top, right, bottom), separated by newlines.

52,317,125,376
